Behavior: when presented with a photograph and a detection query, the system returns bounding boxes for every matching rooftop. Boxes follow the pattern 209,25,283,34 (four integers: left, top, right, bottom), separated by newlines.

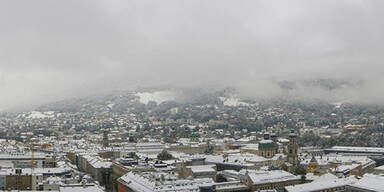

247,170,300,185
347,174,384,191
285,175,357,192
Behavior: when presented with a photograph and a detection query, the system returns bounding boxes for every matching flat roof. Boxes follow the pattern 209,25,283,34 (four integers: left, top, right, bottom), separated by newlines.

325,146,384,154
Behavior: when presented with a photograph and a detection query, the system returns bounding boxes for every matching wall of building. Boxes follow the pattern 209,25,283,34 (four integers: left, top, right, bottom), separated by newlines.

0,175,5,190
5,175,32,190
112,163,130,192
117,182,129,192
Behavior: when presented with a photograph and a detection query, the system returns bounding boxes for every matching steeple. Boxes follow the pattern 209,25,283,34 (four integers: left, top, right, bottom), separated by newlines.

270,132,278,153
270,132,277,143
287,129,298,165
263,131,270,140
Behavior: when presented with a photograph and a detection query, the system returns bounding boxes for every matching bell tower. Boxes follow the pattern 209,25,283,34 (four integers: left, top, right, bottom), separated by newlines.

287,130,298,165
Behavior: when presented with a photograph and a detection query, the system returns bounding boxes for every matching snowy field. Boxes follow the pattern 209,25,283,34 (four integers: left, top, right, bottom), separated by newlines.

219,96,249,107
20,111,56,119
135,91,176,105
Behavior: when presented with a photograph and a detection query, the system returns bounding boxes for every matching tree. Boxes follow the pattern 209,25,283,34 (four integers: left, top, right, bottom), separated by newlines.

204,145,214,154
157,150,173,160
293,165,307,175
300,175,306,184
128,152,138,159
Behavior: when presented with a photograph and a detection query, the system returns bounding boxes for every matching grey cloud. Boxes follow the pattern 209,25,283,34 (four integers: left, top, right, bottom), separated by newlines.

0,0,384,109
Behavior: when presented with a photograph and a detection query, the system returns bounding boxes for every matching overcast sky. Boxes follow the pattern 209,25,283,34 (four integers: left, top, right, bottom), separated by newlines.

0,0,384,109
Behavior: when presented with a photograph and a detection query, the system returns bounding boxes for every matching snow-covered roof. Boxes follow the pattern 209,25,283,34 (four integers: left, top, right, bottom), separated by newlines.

83,155,112,169
327,146,384,154
374,165,384,171
248,170,300,185
186,165,216,173
347,174,384,192
205,153,267,166
0,153,46,160
60,184,104,192
118,172,213,192
0,167,71,176
285,175,357,192
118,172,155,192
300,154,374,168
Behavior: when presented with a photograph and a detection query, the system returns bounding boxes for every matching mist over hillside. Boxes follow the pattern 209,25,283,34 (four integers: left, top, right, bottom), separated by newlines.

19,81,378,115
1,0,384,110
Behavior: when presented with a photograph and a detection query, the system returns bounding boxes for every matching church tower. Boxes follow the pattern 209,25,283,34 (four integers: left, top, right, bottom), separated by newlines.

287,130,298,165
270,132,278,153
307,156,320,174
258,132,277,158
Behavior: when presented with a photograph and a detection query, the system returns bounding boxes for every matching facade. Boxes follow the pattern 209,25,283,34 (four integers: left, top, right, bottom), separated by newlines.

77,154,112,190
0,175,5,190
258,140,277,158
180,165,216,179
5,174,33,190
307,156,320,175
1,169,43,191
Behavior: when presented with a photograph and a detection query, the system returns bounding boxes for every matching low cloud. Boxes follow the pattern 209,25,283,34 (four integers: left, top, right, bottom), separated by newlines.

0,0,384,109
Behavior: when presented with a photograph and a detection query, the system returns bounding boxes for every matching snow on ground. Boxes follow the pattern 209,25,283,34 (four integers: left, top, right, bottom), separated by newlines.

219,97,249,107
107,103,115,109
135,91,176,105
24,111,55,119
332,99,352,108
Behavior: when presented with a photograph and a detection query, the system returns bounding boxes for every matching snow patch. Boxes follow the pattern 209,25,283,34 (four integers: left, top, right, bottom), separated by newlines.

219,97,249,107
24,111,55,119
332,99,352,108
135,91,176,105
107,103,115,109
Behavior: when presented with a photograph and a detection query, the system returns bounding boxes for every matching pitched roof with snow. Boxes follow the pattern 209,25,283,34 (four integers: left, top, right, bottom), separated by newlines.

347,174,384,192
248,170,300,185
